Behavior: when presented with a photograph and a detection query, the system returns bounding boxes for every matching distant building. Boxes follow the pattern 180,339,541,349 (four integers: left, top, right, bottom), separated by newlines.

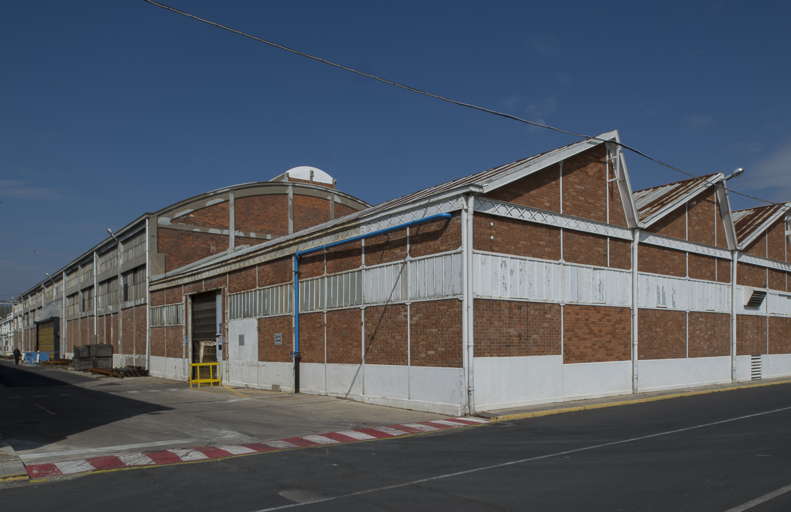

10,134,791,415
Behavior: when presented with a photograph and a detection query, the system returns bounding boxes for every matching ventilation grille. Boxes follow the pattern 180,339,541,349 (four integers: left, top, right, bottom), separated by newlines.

751,355,762,381
745,290,767,308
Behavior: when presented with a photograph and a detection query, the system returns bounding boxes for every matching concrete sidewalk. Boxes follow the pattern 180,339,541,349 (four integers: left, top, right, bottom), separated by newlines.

0,360,447,481
477,377,791,422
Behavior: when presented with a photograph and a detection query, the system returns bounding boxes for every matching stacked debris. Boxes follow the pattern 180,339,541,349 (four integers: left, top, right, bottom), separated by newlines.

71,344,113,371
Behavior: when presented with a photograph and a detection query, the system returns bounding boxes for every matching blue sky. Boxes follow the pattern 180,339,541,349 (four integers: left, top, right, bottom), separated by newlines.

2,0,790,300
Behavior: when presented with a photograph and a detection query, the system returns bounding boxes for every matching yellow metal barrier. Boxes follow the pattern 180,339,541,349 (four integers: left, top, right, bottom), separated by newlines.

189,362,221,388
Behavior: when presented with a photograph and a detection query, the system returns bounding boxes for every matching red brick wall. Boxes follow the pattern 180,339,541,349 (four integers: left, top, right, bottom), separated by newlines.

474,213,560,260
299,252,325,280
688,253,716,281
474,299,561,357
335,203,358,218
326,241,362,275
151,327,166,357
174,201,229,230
563,305,631,363
365,230,408,266
293,194,330,233
364,304,408,365
166,326,183,359
229,267,257,293
410,213,462,258
688,312,730,358
737,315,767,355
769,317,791,354
484,164,560,213
326,308,362,364
639,245,686,277
165,287,182,305
717,259,731,284
737,263,766,288
150,290,165,307
258,315,292,362
121,308,134,355
769,269,786,292
258,257,293,287
134,305,147,356
235,195,289,234
410,300,463,368
183,282,203,296
767,219,786,262
299,312,325,364
744,232,766,258
66,319,77,353
109,313,119,355
647,205,686,240
715,195,728,249
204,276,226,291
158,229,229,273
607,157,627,227
609,239,632,270
564,231,607,267
638,309,686,360
687,189,716,246
562,146,607,223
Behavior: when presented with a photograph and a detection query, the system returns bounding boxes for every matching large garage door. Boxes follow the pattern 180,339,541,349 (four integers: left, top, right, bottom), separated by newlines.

191,292,217,364
37,320,59,359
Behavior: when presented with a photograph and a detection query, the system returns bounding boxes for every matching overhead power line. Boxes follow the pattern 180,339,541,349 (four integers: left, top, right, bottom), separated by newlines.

142,0,776,207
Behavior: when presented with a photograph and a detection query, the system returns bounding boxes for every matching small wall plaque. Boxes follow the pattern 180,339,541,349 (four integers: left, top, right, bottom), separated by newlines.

274,333,282,346
239,334,245,346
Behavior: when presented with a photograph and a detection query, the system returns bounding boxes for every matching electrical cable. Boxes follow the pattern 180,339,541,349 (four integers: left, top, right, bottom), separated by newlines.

142,0,777,206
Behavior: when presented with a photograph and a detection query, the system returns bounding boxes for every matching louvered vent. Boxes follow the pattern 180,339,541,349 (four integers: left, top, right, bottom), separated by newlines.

751,355,762,381
745,289,767,308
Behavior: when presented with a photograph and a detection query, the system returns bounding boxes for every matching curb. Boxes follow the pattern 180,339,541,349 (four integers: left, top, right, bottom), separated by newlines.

0,433,29,482
485,379,791,423
23,417,489,481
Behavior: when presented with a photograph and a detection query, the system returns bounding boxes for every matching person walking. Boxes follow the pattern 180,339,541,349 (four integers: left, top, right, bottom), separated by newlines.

13,347,21,365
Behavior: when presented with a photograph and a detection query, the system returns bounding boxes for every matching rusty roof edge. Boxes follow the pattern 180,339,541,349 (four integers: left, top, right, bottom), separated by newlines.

637,173,725,229
735,202,791,250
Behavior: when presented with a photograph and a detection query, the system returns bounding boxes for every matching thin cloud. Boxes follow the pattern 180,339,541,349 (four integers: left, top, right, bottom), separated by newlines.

0,180,60,199
528,34,561,58
524,95,559,128
739,138,791,202
686,114,714,129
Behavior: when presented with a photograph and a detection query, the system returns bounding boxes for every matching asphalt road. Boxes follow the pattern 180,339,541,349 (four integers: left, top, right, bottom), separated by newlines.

2,375,790,511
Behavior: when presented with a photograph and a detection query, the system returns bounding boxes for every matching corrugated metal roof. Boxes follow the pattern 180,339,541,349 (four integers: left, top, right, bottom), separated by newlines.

633,174,720,224
732,203,788,245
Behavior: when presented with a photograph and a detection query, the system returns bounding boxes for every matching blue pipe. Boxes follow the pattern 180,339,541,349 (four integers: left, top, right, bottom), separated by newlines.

291,212,452,383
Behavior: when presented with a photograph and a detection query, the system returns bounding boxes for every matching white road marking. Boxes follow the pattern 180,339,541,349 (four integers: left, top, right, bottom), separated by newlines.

401,423,438,432
54,459,95,475
116,453,155,466
723,483,791,512
372,426,408,437
265,440,298,450
456,417,489,423
215,445,256,455
250,405,791,512
302,435,339,445
430,420,468,427
335,430,375,440
169,448,209,461
19,438,200,461
35,404,56,415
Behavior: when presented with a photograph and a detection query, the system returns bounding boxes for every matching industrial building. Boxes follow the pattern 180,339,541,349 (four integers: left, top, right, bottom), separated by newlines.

9,132,791,415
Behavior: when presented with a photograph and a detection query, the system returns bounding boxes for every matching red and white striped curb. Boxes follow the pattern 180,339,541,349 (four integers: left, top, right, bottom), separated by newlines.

26,417,488,480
